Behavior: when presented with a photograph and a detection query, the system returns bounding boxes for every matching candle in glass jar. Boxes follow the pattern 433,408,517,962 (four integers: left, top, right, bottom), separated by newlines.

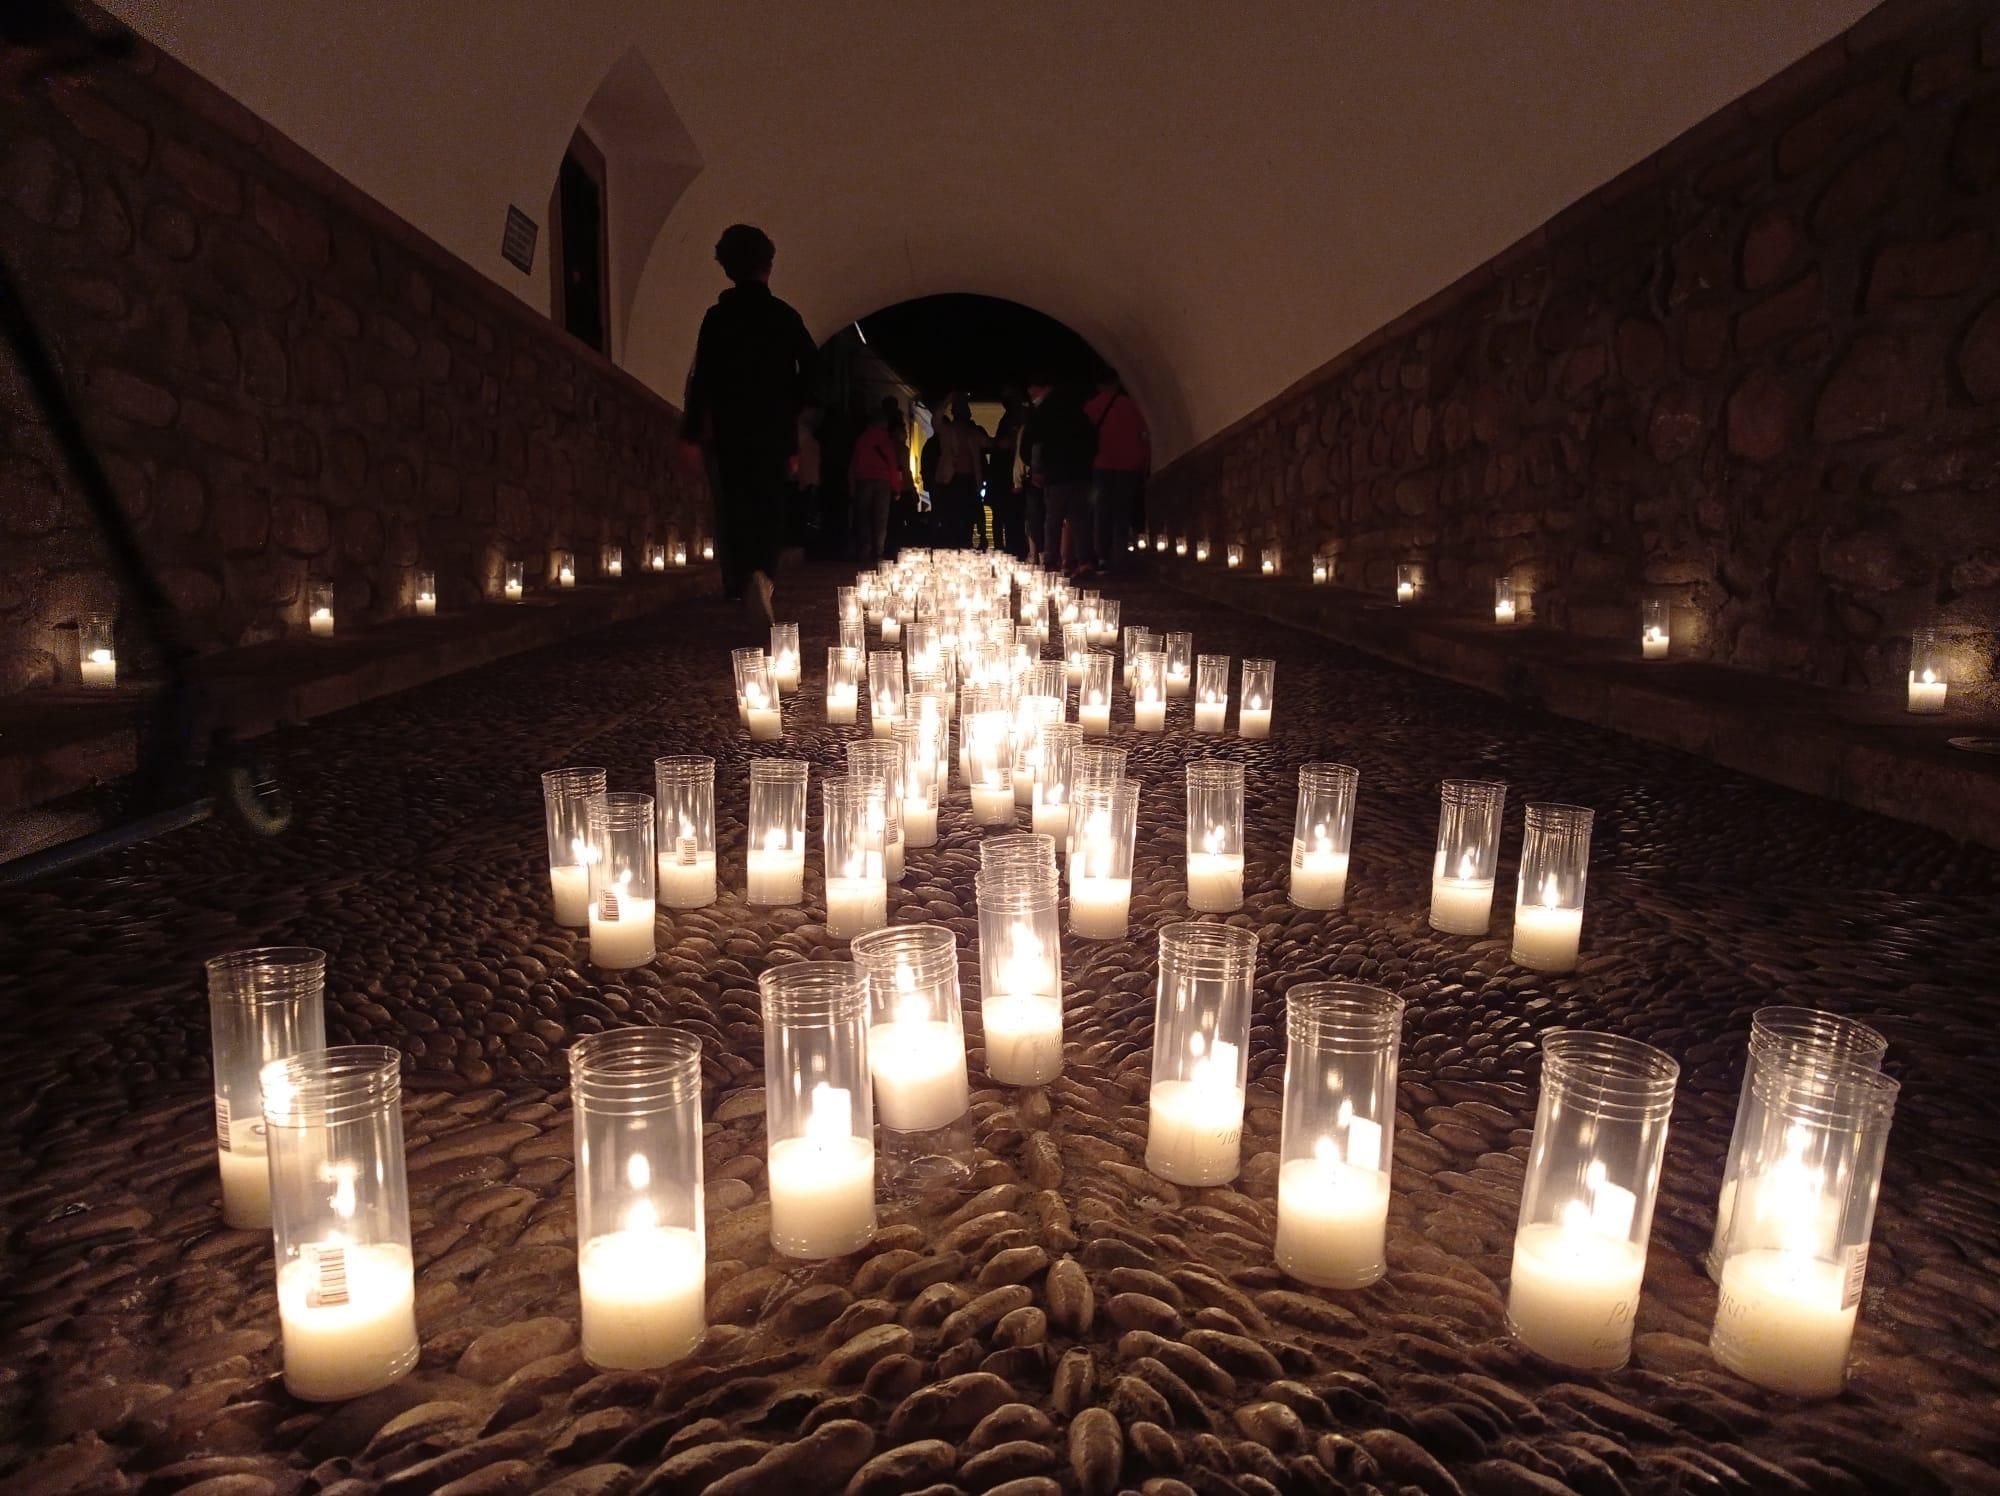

983,995,1064,1085
579,1215,706,1370
1194,695,1225,732
768,1084,875,1258
1507,1210,1647,1370
504,578,524,601
1069,875,1130,938
1512,874,1583,971
1146,1040,1245,1186
1291,836,1350,908
657,839,717,908
970,784,1015,824
1711,1249,1856,1397
1079,692,1111,736
550,843,593,926
744,681,782,741
869,1009,969,1132
276,1241,420,1401
1187,844,1245,913
309,607,334,638
1237,704,1270,738
1642,625,1668,660
1396,581,1414,603
1907,669,1947,713
826,863,887,938
590,875,656,968
1031,796,1070,855
1495,597,1516,625
746,833,805,905
1430,852,1495,935
904,799,938,846
1276,1130,1391,1289
217,1114,271,1226
80,647,116,687
828,683,859,723
880,616,901,643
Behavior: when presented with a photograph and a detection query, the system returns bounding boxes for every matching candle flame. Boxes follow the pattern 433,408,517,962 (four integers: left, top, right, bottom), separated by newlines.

626,1153,651,1190
1458,851,1476,880
1540,873,1560,909
1314,823,1331,854
325,1162,357,1220
1921,667,1937,684
1204,826,1226,855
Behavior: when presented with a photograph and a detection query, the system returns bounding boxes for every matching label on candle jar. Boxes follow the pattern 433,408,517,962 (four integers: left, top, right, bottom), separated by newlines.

599,887,625,920
306,1243,351,1308
215,1094,232,1147
1842,1243,1868,1309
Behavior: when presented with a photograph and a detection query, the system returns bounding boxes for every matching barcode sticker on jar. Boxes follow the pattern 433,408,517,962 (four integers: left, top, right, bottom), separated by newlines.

307,1243,350,1308
599,887,622,921
1842,1243,1869,1309
215,1095,231,1148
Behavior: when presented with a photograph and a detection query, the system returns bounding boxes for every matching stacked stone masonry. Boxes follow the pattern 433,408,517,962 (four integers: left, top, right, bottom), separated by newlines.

0,18,705,694
1149,0,2000,712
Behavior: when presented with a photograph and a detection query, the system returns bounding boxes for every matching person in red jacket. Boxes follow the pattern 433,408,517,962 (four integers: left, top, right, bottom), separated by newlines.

1085,369,1150,574
848,398,905,565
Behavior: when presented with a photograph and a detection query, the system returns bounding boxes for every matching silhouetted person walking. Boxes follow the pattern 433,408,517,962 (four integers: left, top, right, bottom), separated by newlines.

1025,375,1096,575
1086,369,1150,573
989,389,1029,559
680,224,816,625
849,398,905,566
933,393,989,551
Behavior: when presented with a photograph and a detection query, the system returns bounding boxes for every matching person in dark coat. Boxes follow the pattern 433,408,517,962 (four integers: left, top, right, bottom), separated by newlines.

680,224,817,623
1024,374,1097,575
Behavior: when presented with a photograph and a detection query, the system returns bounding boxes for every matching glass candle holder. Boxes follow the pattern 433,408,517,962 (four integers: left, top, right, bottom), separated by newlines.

1163,631,1193,697
1147,922,1259,1186
1175,537,1189,557
1395,564,1418,604
542,766,608,926
1122,626,1155,690
847,741,907,884
868,650,906,738
1907,626,1947,713
770,623,802,692
674,542,690,567
648,543,666,572
823,778,888,938
895,720,945,848
1094,598,1122,646
1430,779,1507,935
504,560,525,601
654,756,717,910
1063,623,1093,687
1032,722,1080,854
1710,1058,1899,1397
1641,596,1670,660
734,649,783,741
966,705,1016,826
78,610,116,686
975,866,1065,1087
1512,803,1593,972
904,620,940,681
1076,652,1114,735
1495,576,1517,625
1011,693,1063,807
980,832,1059,883
1226,545,1244,570
1132,651,1167,731
1311,553,1331,586
413,570,436,617
760,963,875,1259
1277,982,1402,1288
851,923,971,1134
1707,1007,1887,1282
1506,1030,1679,1371
1196,540,1211,562
1291,762,1359,911
1261,547,1280,576
839,618,867,656
589,793,656,970
827,646,862,724
555,549,577,588
1185,759,1246,913
1193,654,1230,732
570,1029,705,1369
1072,742,1128,795
602,544,623,579
1069,780,1140,939
307,580,335,637
1239,658,1275,738
209,948,328,1229
262,1046,418,1401
747,758,808,905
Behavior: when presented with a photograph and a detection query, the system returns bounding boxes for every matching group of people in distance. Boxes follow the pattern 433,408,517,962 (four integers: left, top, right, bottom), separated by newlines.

679,223,1151,626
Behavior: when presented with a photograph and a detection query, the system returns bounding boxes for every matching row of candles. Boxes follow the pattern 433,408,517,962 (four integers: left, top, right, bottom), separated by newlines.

65,540,716,684
207,927,1894,1402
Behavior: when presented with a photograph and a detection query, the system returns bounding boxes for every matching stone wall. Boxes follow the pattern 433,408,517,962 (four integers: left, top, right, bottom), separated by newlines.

0,24,706,692
1149,0,2000,710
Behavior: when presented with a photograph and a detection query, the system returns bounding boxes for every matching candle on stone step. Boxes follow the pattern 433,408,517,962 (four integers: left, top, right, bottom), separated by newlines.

868,1012,970,1132
589,873,656,969
1430,851,1495,935
1146,1039,1246,1186
768,1084,875,1258
1711,1249,1855,1397
1495,577,1516,624
747,831,805,905
656,837,717,908
1907,669,1947,713
1276,1130,1393,1289
826,862,887,937
578,1211,706,1371
1290,838,1350,909
309,606,334,638
982,995,1064,1086
1512,873,1583,971
276,1241,420,1401
743,679,782,741
1186,844,1245,913
80,647,116,687
1507,1202,1647,1371
1194,695,1225,732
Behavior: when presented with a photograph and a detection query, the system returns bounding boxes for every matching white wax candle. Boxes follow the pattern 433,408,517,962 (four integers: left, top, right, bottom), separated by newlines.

746,848,805,905
415,595,436,617
1069,875,1131,939
773,654,801,691
1031,798,1070,855
590,891,656,969
1907,672,1947,713
1495,600,1516,624
1712,1249,1857,1397
983,994,1064,1086
1642,626,1669,660
1165,669,1190,698
827,685,858,723
1012,764,1036,806
1290,847,1350,910
657,850,717,910
870,713,899,740
1276,1154,1391,1289
880,617,901,642
504,581,523,601
1396,582,1414,604
1065,659,1085,686
1186,851,1244,914
1193,700,1226,733
970,786,1016,826
309,608,334,638
1430,874,1495,935
579,1222,705,1369
81,648,117,686
869,1018,969,1132
1511,897,1583,972
1506,1221,1646,1370
825,876,887,939
217,1114,272,1229
1147,1074,1246,1186
904,803,939,848
769,1128,876,1258
550,864,591,926
746,707,782,741
277,1242,420,1401
1134,700,1165,732
1237,707,1271,739
559,567,575,587
1079,702,1111,736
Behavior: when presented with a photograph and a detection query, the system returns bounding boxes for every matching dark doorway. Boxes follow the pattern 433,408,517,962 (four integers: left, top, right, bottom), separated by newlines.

550,132,609,355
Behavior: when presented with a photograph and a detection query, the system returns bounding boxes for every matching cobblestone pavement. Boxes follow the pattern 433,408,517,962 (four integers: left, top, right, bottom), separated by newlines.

3,567,1998,1496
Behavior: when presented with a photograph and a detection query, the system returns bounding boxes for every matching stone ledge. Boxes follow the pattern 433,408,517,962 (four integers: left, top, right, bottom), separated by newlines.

0,569,718,820
1162,563,2000,849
